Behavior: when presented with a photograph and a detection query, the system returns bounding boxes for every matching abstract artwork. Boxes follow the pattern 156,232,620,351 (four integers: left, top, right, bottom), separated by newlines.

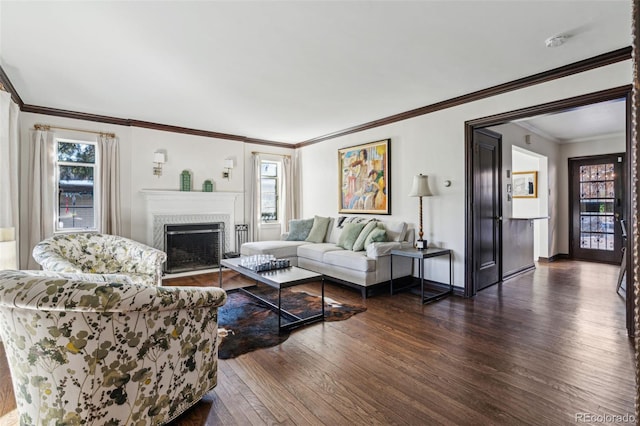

338,139,390,214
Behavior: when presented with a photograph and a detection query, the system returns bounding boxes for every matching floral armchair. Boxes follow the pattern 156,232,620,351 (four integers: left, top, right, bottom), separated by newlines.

32,233,167,286
0,270,227,425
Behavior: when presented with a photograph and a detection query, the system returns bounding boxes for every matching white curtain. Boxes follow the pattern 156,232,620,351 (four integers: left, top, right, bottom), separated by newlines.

23,130,55,269
0,92,19,231
249,153,262,241
98,135,121,235
281,156,295,233
0,92,20,269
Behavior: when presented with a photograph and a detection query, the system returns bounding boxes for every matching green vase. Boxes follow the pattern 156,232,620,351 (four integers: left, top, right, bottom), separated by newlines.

203,180,213,192
180,170,192,191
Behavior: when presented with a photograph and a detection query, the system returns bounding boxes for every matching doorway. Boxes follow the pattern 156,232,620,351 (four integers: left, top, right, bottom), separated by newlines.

464,85,633,336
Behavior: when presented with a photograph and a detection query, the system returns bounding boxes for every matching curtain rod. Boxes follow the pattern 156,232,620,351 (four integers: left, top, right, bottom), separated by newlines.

34,123,116,139
251,151,291,158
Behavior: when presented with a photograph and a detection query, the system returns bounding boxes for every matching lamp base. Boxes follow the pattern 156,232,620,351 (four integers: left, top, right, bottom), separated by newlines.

416,239,427,250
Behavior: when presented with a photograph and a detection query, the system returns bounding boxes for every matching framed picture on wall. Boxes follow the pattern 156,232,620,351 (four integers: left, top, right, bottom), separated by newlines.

512,171,538,198
338,139,391,214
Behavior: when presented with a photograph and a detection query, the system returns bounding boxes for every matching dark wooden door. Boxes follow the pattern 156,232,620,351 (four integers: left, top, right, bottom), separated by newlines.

473,128,502,291
570,154,624,263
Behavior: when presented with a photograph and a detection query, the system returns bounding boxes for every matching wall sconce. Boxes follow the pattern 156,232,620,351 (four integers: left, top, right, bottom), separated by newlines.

408,174,433,249
153,151,166,177
223,159,234,180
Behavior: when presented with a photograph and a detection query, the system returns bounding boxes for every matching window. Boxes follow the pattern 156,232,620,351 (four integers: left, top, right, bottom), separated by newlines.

260,161,279,222
55,139,98,231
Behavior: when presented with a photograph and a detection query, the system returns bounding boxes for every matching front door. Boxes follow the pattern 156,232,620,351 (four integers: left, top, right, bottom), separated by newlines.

569,154,624,263
473,128,502,291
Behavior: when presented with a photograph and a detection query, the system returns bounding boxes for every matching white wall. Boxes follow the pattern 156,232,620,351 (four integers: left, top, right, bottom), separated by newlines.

298,60,631,288
512,147,546,261
128,127,247,244
17,112,258,265
15,59,631,285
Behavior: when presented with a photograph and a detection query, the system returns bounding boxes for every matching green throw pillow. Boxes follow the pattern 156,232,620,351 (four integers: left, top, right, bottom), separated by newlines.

285,218,314,241
352,221,378,251
364,228,387,247
305,215,331,243
337,222,366,250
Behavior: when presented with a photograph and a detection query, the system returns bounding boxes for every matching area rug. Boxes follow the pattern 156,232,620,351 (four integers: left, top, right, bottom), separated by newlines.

217,286,366,359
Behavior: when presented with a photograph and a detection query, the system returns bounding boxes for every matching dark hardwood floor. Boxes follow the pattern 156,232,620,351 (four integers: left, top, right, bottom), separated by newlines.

0,260,635,425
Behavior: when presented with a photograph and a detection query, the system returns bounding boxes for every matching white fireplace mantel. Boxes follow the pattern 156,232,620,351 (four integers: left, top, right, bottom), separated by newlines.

140,189,243,252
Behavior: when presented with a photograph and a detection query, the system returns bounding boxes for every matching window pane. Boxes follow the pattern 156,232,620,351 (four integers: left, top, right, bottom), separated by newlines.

261,162,277,177
58,166,94,229
58,142,95,163
261,178,276,192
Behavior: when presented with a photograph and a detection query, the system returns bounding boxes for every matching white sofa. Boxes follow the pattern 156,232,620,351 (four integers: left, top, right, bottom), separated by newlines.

241,217,414,297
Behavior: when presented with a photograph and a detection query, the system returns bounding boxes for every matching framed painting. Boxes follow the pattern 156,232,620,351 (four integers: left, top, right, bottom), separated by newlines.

512,171,538,198
338,139,391,214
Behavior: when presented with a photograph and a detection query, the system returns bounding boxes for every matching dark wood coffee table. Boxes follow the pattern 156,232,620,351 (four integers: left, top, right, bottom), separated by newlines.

220,257,325,332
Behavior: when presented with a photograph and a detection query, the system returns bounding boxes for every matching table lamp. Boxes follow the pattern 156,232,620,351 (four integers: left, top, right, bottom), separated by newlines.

408,174,433,249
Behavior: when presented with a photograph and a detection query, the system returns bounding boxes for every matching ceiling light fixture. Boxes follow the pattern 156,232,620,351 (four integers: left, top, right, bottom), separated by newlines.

545,35,568,48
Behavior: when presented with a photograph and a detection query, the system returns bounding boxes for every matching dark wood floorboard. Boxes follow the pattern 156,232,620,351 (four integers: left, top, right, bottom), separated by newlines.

0,261,635,425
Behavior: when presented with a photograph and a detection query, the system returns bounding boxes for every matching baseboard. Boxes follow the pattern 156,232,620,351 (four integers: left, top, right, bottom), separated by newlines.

503,264,536,280
537,253,569,263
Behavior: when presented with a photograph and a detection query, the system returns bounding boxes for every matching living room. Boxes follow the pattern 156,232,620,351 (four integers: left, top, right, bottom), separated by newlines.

0,1,637,424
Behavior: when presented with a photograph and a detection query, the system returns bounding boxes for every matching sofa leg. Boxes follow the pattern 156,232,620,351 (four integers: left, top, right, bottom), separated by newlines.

361,287,367,299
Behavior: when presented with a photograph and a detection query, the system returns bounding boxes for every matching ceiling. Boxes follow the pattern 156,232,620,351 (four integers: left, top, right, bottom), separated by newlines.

0,1,632,144
513,98,627,144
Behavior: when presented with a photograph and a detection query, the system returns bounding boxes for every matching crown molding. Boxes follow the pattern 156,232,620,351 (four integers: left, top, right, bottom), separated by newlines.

0,65,24,108
19,105,291,147
296,46,632,147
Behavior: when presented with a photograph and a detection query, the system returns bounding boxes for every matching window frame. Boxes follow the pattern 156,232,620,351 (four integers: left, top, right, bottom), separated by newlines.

54,138,100,233
260,160,280,223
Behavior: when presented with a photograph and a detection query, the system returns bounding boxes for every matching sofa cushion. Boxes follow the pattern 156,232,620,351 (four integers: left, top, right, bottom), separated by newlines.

364,228,387,247
285,218,314,241
297,243,343,262
241,241,307,258
352,221,379,252
337,222,366,250
305,215,331,243
323,250,376,273
384,221,407,242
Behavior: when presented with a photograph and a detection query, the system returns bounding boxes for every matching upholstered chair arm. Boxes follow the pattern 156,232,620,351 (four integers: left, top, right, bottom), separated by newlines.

0,271,226,312
31,244,83,273
15,270,134,284
109,240,166,275
0,270,227,425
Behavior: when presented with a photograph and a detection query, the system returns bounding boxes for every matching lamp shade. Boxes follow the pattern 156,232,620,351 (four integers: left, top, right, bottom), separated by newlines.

408,174,433,197
224,159,234,169
153,152,165,164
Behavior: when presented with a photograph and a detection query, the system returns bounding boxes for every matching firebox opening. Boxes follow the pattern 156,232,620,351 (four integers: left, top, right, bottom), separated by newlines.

164,222,224,274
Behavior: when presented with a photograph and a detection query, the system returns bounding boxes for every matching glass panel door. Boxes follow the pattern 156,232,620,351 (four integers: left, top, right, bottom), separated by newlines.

571,154,624,263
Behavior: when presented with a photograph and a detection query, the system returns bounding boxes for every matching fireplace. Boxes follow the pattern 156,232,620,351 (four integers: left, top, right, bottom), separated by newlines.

164,222,224,273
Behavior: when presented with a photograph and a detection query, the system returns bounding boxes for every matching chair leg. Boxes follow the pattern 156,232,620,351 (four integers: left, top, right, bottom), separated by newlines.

616,248,626,293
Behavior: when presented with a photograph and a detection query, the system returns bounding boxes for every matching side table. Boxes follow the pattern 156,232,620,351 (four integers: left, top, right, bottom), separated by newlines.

390,247,453,304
